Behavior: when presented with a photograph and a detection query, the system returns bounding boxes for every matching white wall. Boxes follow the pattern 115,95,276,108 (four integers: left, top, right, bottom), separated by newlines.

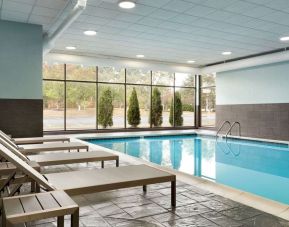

216,61,289,105
0,20,42,99
45,53,200,74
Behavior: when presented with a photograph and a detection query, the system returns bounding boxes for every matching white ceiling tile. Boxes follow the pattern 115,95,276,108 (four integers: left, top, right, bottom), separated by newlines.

136,0,171,8
9,0,36,4
2,0,33,14
85,5,120,19
149,8,178,20
260,11,289,26
263,0,289,10
116,12,143,22
1,9,28,21
32,6,59,17
241,6,276,18
137,17,163,26
185,5,216,17
28,14,54,25
169,14,199,25
87,0,102,7
224,0,258,13
162,0,194,13
200,0,238,9
36,0,69,10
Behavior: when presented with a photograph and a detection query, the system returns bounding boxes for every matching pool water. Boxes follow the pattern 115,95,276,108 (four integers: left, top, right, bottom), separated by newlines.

85,134,289,205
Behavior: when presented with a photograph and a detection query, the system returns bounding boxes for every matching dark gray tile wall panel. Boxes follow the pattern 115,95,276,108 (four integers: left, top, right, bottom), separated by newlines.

216,103,289,141
0,99,43,138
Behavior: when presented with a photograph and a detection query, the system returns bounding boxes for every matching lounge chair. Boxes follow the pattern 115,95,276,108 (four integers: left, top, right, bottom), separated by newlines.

19,142,89,154
0,143,176,207
0,132,88,154
0,138,119,168
2,190,79,227
13,136,70,145
0,130,70,144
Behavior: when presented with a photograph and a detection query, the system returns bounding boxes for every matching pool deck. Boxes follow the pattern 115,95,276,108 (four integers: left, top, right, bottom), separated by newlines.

37,129,289,226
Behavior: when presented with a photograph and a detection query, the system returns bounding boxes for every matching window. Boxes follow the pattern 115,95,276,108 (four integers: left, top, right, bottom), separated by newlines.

66,82,96,130
126,68,151,84
43,81,64,131
176,88,195,126
43,62,65,131
200,74,216,127
43,64,198,131
43,62,64,80
126,85,150,128
152,71,174,86
98,84,125,129
66,64,96,81
98,67,125,83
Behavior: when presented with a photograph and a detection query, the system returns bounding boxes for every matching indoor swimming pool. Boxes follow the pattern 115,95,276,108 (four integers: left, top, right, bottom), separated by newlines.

85,134,289,205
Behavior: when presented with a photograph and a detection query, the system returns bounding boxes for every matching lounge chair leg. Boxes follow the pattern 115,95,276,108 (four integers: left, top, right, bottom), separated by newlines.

71,208,79,227
77,149,79,152
35,183,40,193
101,161,104,168
2,209,7,227
143,185,147,192
31,181,35,192
171,180,176,207
57,216,64,227
116,158,119,167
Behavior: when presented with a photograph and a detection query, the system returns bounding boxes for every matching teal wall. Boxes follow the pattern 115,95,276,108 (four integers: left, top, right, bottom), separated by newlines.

216,61,289,105
0,20,42,99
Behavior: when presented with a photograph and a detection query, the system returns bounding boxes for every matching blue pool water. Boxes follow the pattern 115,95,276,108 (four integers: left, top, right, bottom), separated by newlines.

85,134,289,205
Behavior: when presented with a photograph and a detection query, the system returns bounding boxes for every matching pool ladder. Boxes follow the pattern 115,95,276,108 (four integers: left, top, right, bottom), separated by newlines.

216,121,241,140
216,121,241,157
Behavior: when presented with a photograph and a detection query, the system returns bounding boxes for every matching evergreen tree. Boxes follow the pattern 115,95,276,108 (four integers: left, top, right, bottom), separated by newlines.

127,88,141,127
98,88,113,128
150,88,163,126
169,92,183,126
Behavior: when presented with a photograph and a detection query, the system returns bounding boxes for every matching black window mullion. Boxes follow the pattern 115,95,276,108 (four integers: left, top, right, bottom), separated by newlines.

173,73,176,127
124,68,127,129
64,64,67,131
96,66,98,130
150,70,152,128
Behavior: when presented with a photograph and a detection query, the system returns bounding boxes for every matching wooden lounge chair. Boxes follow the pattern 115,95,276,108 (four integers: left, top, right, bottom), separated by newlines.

0,132,88,154
0,138,119,168
2,190,79,227
13,136,70,145
0,143,177,207
19,142,89,154
0,130,70,145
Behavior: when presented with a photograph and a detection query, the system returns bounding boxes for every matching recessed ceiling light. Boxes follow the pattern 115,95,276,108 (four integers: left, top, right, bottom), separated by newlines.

136,54,145,58
66,46,76,50
187,60,195,63
280,36,289,41
222,51,232,55
84,30,97,36
118,0,135,9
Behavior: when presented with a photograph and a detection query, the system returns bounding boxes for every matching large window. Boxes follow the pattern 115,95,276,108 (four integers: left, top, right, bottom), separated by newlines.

43,63,65,131
43,63,205,131
200,74,216,127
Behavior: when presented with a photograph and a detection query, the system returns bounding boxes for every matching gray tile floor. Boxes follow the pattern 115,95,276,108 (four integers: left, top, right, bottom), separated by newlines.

22,160,289,227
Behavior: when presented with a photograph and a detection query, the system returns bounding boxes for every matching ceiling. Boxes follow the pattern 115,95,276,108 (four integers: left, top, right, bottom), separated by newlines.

1,0,289,66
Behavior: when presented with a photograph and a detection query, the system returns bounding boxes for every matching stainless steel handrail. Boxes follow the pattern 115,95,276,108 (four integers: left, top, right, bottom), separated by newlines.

225,121,241,141
216,121,231,138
